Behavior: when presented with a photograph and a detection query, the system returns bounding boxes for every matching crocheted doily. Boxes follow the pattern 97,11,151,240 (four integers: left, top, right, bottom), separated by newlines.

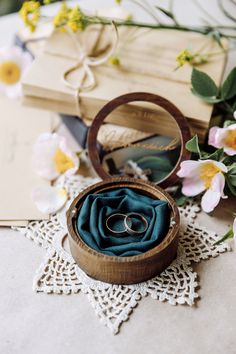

15,175,230,334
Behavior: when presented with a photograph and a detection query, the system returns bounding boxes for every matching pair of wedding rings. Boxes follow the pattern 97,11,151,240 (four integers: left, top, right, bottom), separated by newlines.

106,212,148,236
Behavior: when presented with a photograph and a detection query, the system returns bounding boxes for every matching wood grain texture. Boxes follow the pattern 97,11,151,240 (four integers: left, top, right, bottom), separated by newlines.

87,92,191,189
67,177,180,284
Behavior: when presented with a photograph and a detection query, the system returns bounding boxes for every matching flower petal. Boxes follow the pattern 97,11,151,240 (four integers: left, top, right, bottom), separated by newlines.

32,185,68,214
208,124,236,156
222,146,236,156
33,133,61,180
208,126,220,148
177,160,201,178
201,172,225,212
182,176,205,196
201,189,221,213
211,172,226,196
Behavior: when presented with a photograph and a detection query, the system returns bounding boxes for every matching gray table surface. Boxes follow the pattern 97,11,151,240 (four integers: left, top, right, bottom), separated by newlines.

0,1,236,353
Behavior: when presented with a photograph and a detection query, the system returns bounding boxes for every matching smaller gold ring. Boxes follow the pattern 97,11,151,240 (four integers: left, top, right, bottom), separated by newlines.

124,213,148,235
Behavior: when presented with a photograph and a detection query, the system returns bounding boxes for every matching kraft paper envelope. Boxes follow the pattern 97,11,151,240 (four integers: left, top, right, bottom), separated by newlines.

0,98,51,223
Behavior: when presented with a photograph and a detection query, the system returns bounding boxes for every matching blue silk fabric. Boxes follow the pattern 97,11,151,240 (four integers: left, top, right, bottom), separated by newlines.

76,188,170,257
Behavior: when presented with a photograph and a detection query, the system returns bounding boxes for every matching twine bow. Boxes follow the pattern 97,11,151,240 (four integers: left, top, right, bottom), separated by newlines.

62,21,119,93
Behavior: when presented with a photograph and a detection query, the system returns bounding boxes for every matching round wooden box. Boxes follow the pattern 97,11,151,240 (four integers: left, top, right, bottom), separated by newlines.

67,177,180,284
67,92,191,284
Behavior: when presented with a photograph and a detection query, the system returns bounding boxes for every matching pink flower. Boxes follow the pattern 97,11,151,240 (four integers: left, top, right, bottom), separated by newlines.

208,124,236,156
177,159,228,213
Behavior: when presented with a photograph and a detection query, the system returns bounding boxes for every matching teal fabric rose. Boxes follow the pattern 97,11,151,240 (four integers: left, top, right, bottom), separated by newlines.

76,188,170,257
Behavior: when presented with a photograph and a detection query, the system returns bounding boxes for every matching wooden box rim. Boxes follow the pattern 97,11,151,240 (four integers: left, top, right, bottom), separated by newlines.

67,177,180,262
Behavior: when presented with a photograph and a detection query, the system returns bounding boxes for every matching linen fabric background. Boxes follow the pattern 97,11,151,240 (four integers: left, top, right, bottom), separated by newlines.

76,188,170,256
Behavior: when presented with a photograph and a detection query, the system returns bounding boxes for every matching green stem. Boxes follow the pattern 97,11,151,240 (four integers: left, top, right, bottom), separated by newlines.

214,229,233,245
88,17,236,39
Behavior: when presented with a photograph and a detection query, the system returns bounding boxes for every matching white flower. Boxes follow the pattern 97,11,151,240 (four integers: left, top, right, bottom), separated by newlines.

233,111,236,120
0,46,32,98
208,124,236,156
177,159,228,213
33,133,79,181
32,186,68,214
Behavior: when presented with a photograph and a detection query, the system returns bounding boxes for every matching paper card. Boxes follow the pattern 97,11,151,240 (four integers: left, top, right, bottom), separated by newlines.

0,98,51,221
0,220,28,227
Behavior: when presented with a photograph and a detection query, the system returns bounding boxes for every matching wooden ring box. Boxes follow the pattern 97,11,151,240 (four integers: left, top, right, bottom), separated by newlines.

67,92,191,284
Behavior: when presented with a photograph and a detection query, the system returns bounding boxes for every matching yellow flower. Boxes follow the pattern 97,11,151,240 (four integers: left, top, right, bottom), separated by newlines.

176,49,193,68
43,0,51,4
19,1,40,32
53,2,70,30
176,49,208,69
67,6,86,32
108,56,120,66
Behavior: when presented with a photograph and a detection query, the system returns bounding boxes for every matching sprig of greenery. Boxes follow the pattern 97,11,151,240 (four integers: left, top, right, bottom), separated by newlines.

191,67,236,114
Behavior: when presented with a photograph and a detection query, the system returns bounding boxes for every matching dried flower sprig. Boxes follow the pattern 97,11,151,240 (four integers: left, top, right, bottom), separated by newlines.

19,0,236,43
175,49,208,69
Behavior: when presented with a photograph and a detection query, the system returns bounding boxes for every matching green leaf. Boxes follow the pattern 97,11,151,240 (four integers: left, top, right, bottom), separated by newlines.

136,156,173,183
191,68,218,98
155,6,176,21
172,186,189,206
221,67,236,100
223,155,236,166
227,163,236,175
223,120,236,127
175,195,188,206
191,88,223,103
226,176,236,196
229,175,236,186
202,148,224,161
185,135,201,157
232,100,236,111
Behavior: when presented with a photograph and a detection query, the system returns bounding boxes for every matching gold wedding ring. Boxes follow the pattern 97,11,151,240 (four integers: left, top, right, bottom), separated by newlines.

105,212,148,236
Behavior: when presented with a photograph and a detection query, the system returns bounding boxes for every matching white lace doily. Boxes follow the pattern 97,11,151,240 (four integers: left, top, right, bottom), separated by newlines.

15,175,230,334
